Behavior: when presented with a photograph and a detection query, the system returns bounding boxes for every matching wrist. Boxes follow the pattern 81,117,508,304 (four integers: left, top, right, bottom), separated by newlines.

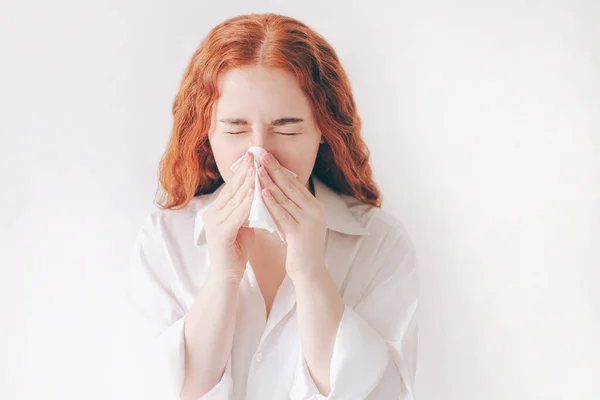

207,271,243,289
288,262,327,287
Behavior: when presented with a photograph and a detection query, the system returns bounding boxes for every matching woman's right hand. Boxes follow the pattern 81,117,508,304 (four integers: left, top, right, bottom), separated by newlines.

203,151,256,285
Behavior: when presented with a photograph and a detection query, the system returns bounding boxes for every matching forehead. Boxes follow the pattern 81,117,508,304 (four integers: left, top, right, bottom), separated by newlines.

215,66,312,117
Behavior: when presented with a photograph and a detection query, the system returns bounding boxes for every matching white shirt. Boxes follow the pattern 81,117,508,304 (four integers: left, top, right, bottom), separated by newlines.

125,174,419,400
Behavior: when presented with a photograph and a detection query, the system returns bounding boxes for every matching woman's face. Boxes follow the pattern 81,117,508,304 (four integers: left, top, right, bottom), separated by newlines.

208,66,323,191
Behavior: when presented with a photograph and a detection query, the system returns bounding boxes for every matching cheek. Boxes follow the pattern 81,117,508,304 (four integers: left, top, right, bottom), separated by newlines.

277,155,316,186
211,142,235,182
211,145,244,183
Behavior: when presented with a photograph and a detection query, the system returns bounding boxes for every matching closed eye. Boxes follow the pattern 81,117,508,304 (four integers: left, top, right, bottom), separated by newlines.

226,131,299,136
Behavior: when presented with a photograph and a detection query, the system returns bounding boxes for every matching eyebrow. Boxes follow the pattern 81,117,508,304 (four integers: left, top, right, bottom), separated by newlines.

217,117,304,126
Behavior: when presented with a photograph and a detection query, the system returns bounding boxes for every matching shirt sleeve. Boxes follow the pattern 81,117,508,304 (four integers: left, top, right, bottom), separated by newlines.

124,212,234,400
290,229,419,400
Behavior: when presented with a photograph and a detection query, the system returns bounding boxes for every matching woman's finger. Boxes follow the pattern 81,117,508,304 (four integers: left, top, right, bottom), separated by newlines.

212,151,253,211
224,185,255,230
218,164,255,224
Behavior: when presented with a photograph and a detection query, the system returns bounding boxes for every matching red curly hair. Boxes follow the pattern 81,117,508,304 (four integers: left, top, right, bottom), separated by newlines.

156,13,382,210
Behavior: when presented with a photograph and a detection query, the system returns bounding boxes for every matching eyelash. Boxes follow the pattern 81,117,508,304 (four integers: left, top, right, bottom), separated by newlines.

226,131,298,136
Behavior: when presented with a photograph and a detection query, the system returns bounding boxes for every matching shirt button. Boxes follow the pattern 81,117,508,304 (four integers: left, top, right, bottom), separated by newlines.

254,352,262,362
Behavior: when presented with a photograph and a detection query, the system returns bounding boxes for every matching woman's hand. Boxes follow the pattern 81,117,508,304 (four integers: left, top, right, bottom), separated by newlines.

256,152,327,281
203,151,256,284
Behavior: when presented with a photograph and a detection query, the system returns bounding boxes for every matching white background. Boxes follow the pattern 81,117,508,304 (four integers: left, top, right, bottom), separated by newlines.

1,1,598,399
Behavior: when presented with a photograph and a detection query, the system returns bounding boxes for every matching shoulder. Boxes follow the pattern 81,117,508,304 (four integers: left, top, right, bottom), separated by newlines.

334,195,418,306
342,194,416,256
135,195,211,243
342,195,418,287
127,196,213,290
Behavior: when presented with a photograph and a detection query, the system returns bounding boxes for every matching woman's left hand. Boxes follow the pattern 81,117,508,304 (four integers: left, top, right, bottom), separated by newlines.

257,151,327,281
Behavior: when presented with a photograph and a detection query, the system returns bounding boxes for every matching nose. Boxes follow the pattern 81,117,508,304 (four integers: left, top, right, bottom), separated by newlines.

248,124,269,150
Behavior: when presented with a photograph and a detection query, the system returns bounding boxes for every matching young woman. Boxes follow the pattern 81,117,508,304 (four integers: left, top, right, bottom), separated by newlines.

126,13,419,400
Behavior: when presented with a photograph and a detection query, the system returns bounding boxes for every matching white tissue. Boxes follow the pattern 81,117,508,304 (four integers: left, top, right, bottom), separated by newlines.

230,146,297,243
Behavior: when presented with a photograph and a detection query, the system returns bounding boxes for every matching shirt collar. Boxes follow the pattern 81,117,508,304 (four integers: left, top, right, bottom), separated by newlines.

193,174,370,245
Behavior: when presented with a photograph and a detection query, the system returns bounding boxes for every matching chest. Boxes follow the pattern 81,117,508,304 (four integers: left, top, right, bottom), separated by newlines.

247,243,288,319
